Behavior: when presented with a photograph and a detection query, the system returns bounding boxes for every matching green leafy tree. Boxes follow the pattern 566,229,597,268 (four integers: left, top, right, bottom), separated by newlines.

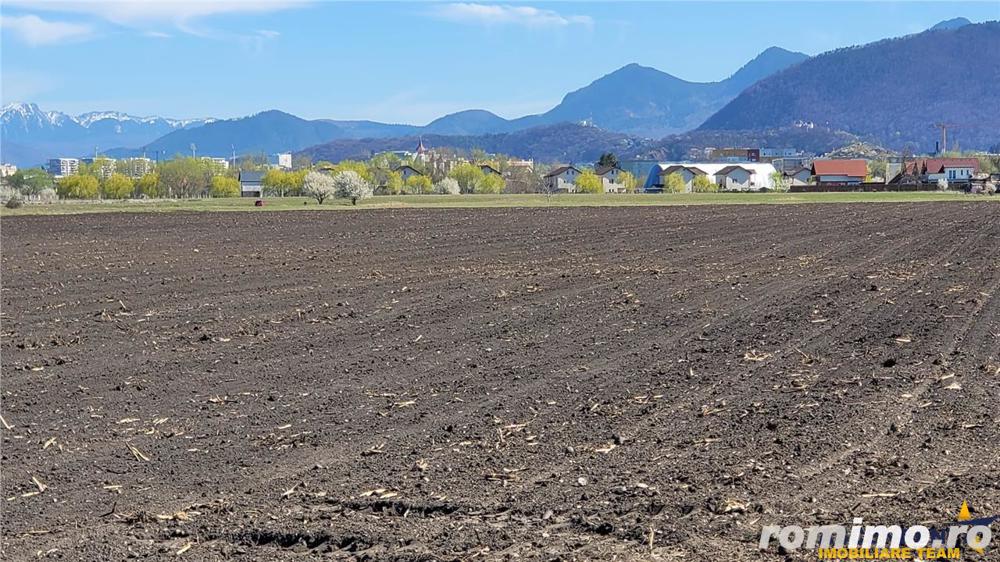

102,173,134,199
333,160,373,182
7,168,54,195
369,152,403,171
619,170,638,193
478,173,505,194
159,158,212,198
574,170,603,194
263,169,292,196
383,171,404,194
404,174,433,194
57,175,100,199
448,163,485,193
136,173,163,198
471,148,489,163
691,174,717,193
663,172,686,193
597,152,619,169
210,176,240,198
81,157,116,180
770,171,790,192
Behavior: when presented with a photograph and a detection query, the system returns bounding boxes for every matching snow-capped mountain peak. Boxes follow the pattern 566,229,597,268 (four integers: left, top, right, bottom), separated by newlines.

1,102,214,130
1,102,216,166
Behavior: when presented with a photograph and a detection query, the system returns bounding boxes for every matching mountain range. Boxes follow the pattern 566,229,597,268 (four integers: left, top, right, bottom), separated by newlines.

1,46,807,166
0,103,213,167
2,19,996,167
699,21,1000,150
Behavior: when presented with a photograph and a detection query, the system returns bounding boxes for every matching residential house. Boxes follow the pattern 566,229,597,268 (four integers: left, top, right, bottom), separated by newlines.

904,158,980,185
811,159,867,185
543,165,581,193
479,164,501,177
394,165,424,182
239,170,264,198
660,165,707,191
595,165,626,193
782,167,812,186
644,163,778,192
714,165,756,190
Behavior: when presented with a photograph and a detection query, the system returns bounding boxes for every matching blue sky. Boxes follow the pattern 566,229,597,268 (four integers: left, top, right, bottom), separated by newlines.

2,1,997,124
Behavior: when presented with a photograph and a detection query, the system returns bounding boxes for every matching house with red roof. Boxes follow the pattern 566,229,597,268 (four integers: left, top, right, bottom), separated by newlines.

903,158,980,184
811,159,868,185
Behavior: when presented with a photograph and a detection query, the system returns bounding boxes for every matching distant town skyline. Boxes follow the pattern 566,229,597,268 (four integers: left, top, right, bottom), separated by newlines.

2,1,997,124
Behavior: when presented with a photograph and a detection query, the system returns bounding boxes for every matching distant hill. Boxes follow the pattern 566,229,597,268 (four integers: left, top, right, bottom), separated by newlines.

0,102,212,166
4,46,807,165
509,47,808,137
698,22,1000,150
121,110,346,158
639,126,862,161
297,123,643,164
421,110,517,135
929,17,971,31
318,119,418,139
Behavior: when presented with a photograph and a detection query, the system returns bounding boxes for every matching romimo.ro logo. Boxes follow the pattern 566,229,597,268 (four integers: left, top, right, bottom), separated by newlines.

758,502,997,560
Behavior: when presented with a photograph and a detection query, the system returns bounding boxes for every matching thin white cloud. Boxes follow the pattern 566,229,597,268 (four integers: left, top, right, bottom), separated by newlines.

432,3,593,29
0,14,93,46
143,30,172,38
4,1,311,25
3,1,309,40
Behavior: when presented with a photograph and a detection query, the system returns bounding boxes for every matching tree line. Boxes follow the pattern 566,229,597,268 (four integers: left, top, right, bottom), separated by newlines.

2,149,653,202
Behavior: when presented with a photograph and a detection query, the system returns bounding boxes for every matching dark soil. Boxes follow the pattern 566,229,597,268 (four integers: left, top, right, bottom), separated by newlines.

2,203,998,560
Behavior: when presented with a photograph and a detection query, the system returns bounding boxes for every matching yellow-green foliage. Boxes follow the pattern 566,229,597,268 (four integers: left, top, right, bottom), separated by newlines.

332,160,372,182
405,174,433,194
102,173,134,199
663,172,686,193
136,173,162,198
478,173,506,194
57,175,100,199
210,176,241,198
619,170,638,192
691,174,717,193
448,163,486,193
384,171,404,194
574,170,603,194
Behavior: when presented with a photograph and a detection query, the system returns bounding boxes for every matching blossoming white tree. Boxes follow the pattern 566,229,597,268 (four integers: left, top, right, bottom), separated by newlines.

333,171,373,205
303,170,336,204
434,177,461,195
